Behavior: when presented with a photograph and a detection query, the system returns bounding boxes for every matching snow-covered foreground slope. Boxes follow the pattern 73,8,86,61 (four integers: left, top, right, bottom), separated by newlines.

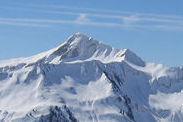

0,33,183,122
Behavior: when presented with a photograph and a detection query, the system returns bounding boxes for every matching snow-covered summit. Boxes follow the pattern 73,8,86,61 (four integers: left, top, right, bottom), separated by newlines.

0,33,182,122
50,33,101,60
65,32,98,48
0,33,99,67
122,49,145,67
47,33,145,65
0,33,145,67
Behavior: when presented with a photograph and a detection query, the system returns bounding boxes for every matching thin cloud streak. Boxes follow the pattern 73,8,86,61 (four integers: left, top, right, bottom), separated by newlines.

1,17,183,31
2,5,183,23
43,11,183,24
0,21,50,27
29,4,183,20
0,18,126,27
1,4,183,31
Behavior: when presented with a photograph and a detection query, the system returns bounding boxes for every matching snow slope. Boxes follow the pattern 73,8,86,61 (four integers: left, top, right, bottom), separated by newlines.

0,33,183,122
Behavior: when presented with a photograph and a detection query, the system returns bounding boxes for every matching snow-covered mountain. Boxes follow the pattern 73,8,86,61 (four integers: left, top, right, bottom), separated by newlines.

0,33,183,122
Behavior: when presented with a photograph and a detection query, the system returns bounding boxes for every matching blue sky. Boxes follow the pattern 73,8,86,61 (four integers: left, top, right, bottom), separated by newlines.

0,0,183,67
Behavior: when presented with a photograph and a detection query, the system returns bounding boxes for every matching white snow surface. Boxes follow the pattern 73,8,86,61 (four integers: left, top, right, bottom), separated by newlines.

0,33,183,122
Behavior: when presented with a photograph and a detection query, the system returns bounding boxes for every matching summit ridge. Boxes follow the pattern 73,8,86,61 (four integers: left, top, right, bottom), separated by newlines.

0,33,182,122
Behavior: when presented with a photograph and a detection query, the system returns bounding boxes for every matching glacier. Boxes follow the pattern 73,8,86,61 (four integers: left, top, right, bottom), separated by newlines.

0,33,183,122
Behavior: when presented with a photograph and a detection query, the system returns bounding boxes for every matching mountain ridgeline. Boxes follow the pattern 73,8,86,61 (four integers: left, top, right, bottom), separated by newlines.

0,33,183,122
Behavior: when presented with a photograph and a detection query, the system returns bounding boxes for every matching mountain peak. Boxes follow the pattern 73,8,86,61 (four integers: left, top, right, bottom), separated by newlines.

66,32,98,48
50,33,100,61
0,33,145,67
47,33,145,65
122,49,145,67
0,33,182,122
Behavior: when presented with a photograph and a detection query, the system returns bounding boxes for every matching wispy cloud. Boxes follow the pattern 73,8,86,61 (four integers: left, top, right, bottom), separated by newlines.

43,10,183,24
1,17,183,31
1,4,183,31
75,14,90,23
0,21,50,27
27,4,183,20
0,17,126,28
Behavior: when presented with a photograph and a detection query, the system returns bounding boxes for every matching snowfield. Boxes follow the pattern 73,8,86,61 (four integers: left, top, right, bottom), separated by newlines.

0,33,182,122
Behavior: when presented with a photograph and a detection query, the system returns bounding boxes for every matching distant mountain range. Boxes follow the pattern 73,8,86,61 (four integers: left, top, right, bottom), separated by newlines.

0,33,183,122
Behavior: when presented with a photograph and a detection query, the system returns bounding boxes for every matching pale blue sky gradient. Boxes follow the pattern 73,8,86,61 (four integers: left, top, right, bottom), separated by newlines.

0,0,183,66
